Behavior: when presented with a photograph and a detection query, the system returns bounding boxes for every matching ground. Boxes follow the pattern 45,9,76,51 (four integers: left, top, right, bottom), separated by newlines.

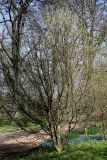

0,126,106,160
4,140,107,160
0,130,50,160
0,124,70,159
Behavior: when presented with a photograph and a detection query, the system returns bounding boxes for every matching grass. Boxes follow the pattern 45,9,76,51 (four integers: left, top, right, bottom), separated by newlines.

62,127,99,142
0,123,40,132
0,125,18,132
6,128,107,160
6,141,107,160
3,126,107,160
64,129,83,139
88,127,100,135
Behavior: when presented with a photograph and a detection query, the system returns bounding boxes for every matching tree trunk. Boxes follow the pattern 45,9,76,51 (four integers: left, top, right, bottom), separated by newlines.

55,133,63,153
101,114,106,140
53,125,63,153
84,127,88,136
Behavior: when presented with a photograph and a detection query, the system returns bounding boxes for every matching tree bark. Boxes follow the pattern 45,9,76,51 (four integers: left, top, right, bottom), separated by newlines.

55,133,63,153
52,125,63,153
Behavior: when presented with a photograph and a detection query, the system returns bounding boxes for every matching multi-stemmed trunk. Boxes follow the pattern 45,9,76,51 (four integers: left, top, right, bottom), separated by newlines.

51,125,63,153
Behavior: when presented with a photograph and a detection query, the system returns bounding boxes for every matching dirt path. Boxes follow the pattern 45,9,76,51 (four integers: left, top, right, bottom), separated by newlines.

0,130,50,160
0,124,70,159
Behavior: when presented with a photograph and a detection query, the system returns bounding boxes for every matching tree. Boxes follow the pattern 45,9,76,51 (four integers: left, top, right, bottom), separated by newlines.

0,5,87,152
0,0,33,124
15,9,84,152
0,0,107,153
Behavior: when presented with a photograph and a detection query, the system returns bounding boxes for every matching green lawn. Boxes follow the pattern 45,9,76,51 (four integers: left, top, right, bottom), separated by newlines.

0,125,18,132
0,124,40,132
6,141,107,160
